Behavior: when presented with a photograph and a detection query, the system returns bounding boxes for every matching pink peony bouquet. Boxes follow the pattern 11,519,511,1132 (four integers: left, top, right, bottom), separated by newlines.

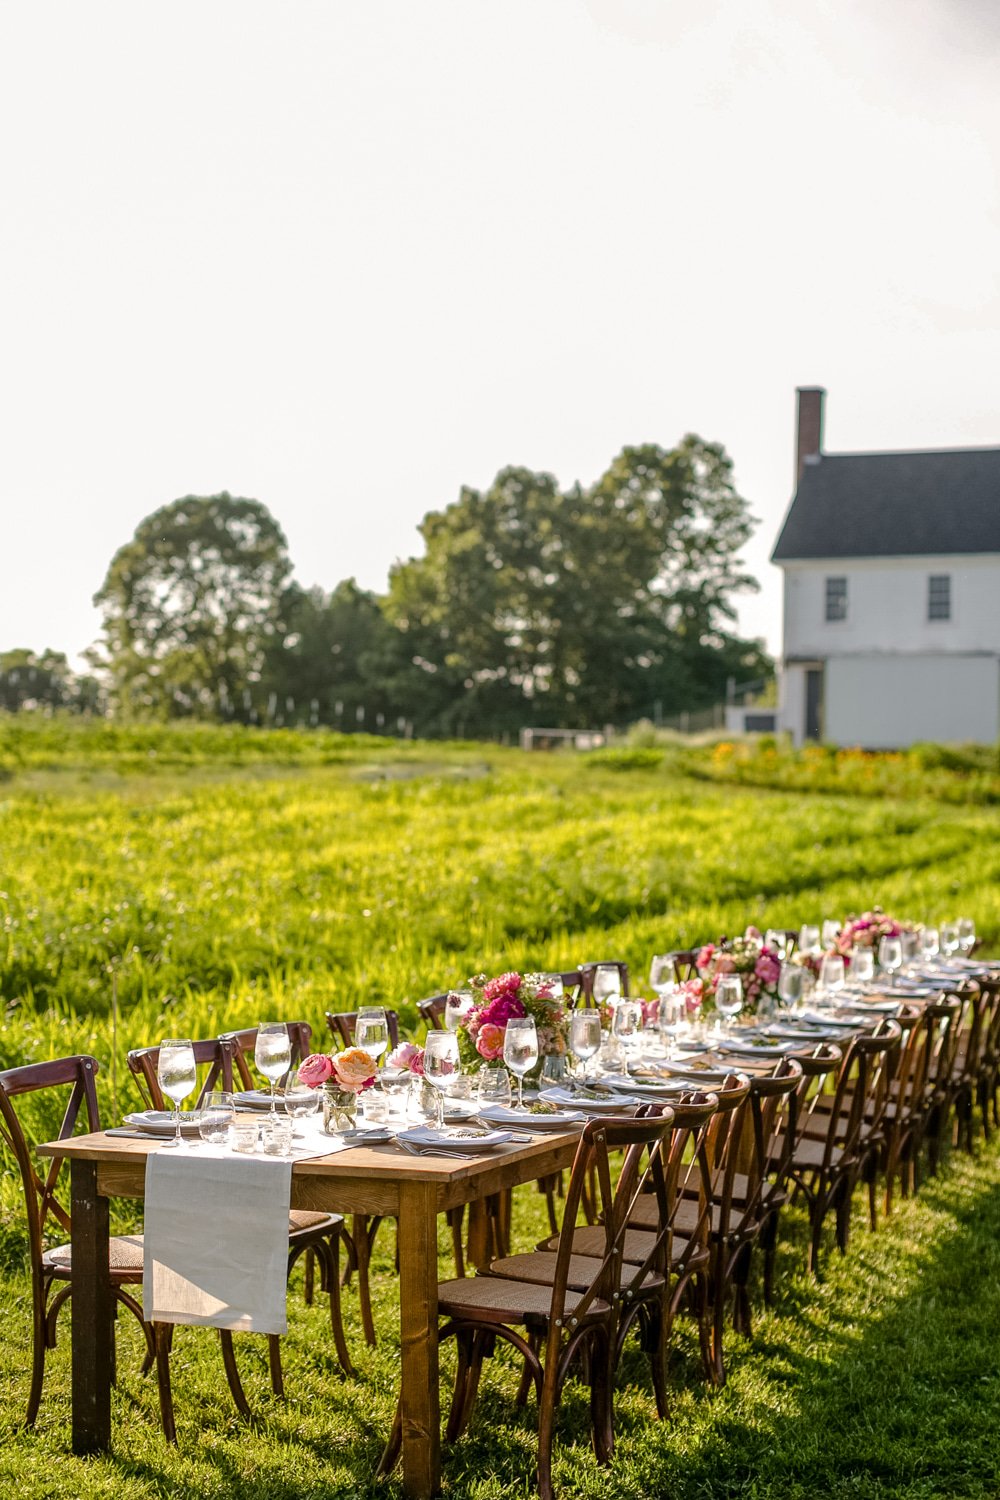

298,1045,377,1093
696,927,781,1018
835,909,912,956
456,970,567,1073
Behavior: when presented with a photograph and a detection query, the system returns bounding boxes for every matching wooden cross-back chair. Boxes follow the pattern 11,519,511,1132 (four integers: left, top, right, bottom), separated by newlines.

416,992,450,1031
665,949,702,984
378,1111,675,1500
974,976,1000,1143
0,1055,158,1429
219,1020,314,1091
578,961,630,1003
873,1004,935,1217
916,993,962,1178
790,1020,902,1273
325,1008,401,1052
127,1035,355,1422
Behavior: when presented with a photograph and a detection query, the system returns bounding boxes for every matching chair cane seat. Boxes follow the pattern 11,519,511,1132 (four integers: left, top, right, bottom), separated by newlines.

44,1232,146,1277
488,1250,665,1295
792,1135,849,1171
288,1209,343,1236
438,1272,610,1325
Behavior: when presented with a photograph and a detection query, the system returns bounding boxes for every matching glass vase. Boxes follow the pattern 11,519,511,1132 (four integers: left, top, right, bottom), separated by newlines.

322,1084,358,1135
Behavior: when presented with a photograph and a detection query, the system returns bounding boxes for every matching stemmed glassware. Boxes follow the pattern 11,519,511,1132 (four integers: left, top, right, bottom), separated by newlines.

798,925,821,958
611,1000,643,1075
649,955,676,1001
591,966,623,1009
817,953,846,1007
939,922,960,961
569,1009,602,1078
444,991,475,1033
356,1006,390,1082
848,947,875,988
958,918,976,956
877,936,903,988
503,1017,538,1112
764,930,788,960
157,1038,197,1148
777,963,804,1016
920,927,940,964
255,1022,291,1113
714,976,743,1032
422,1030,460,1128
821,919,842,951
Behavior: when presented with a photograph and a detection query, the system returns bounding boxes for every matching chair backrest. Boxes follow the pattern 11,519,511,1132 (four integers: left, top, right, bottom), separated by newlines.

665,950,701,984
653,1091,720,1272
127,1037,238,1110
743,1057,804,1217
578,961,630,1002
787,1042,843,1149
219,1021,313,1090
547,1111,675,1333
950,983,992,1089
416,993,449,1031
0,1056,101,1275
822,1020,901,1169
886,1005,933,1125
325,1008,401,1051
922,994,962,1098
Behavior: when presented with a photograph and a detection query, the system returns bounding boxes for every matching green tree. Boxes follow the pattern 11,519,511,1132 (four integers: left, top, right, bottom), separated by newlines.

386,436,768,732
94,494,293,718
0,649,74,712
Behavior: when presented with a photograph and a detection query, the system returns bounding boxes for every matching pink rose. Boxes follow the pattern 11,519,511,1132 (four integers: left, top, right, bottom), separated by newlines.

297,1053,334,1088
331,1046,378,1093
640,998,659,1026
387,1041,424,1077
755,952,780,985
475,1023,505,1061
696,944,715,971
745,925,763,942
680,978,703,1014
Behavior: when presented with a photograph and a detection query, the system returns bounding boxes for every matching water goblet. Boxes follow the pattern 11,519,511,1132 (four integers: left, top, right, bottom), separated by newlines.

821,919,842,951
157,1039,196,1148
536,973,565,1000
940,922,960,961
255,1022,291,1113
900,930,920,972
503,1017,538,1112
798,924,821,957
197,1091,234,1147
656,988,681,1059
422,1030,460,1128
920,927,940,963
957,918,976,956
569,1008,603,1078
591,965,623,1009
611,1000,643,1076
649,954,677,1000
878,935,903,988
849,947,875,987
777,962,804,1015
764,930,788,960
444,990,475,1033
356,1006,390,1081
818,953,846,1007
714,975,743,1031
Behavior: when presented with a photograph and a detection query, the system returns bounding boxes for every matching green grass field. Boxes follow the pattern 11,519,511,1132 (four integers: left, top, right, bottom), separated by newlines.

2,720,1000,1497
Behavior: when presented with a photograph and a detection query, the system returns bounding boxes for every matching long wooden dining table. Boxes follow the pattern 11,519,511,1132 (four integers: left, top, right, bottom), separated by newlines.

39,1125,583,1500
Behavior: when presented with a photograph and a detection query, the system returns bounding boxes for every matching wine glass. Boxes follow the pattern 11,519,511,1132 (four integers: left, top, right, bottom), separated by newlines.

714,976,743,1031
798,924,821,957
878,936,903,988
818,953,846,1007
656,987,681,1058
611,1000,643,1076
849,947,875,987
777,962,804,1016
255,1022,291,1113
422,1030,460,1129
900,930,920,972
940,922,960,961
821,919,842,951
649,954,676,1000
158,1038,196,1148
503,1017,538,1112
569,1009,602,1078
444,990,474,1032
536,973,565,1000
284,1066,320,1133
591,965,623,1009
764,930,788,960
958,917,976,956
197,1091,235,1147
356,1006,390,1081
920,926,940,963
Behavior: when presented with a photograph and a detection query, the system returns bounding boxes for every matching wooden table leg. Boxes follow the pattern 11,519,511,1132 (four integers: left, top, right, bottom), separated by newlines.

70,1158,113,1453
395,1181,441,1499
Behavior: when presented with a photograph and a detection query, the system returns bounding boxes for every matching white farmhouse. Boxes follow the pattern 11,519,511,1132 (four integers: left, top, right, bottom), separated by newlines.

772,388,1000,749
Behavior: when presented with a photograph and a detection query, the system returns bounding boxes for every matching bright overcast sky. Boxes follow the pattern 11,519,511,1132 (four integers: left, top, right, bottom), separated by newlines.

1,0,997,668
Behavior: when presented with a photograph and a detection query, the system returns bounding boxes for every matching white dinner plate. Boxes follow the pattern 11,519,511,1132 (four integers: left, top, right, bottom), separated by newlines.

232,1090,282,1110
395,1126,513,1153
123,1110,205,1137
539,1087,643,1113
478,1104,586,1130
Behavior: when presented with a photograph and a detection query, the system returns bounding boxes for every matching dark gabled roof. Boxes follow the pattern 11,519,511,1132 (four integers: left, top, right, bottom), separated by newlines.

771,447,1000,561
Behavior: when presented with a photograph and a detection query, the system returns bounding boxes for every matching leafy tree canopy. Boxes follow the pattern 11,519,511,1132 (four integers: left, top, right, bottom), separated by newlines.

94,494,293,718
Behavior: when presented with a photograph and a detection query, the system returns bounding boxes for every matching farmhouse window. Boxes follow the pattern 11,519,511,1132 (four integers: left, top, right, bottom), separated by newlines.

825,576,848,622
928,574,951,622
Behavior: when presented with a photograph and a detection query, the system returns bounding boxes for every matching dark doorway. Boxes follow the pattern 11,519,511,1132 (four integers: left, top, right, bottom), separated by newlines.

805,667,824,742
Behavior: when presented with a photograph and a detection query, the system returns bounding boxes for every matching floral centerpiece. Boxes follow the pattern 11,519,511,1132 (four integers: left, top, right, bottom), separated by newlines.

386,1041,425,1076
456,971,567,1074
696,927,781,1018
298,1045,378,1133
835,909,913,957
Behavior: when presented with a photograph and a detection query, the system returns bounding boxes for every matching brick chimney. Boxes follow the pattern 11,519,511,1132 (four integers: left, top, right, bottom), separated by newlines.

795,385,825,488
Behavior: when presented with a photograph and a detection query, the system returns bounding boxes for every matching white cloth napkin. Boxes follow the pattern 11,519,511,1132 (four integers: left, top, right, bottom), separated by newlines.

143,1151,293,1334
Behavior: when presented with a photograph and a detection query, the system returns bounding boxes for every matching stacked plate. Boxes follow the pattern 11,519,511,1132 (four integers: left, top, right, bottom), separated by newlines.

123,1110,205,1138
